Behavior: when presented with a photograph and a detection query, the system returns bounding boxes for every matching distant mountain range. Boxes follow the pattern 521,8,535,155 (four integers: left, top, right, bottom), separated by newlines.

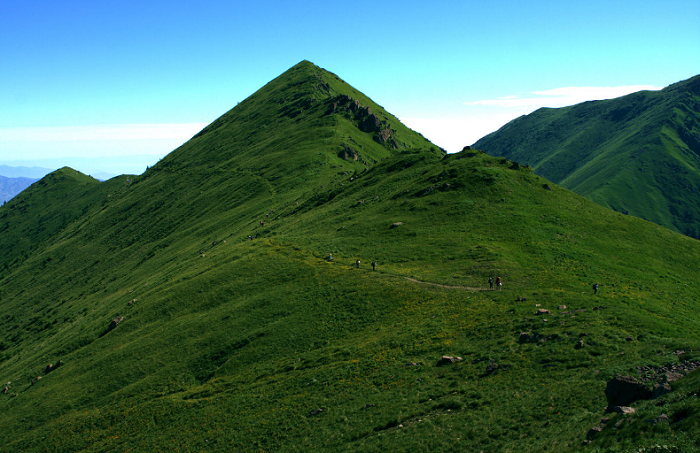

0,166,53,203
0,176,38,203
474,74,700,238
0,165,54,179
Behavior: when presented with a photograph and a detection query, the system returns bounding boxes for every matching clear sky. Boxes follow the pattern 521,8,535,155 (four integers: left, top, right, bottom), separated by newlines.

1,0,699,177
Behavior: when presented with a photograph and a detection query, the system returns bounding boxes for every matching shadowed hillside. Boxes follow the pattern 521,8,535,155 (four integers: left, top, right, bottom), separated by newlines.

2,62,700,453
474,74,700,238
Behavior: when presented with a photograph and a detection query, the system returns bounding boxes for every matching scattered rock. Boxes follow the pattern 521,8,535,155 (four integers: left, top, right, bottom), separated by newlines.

517,295,527,301
107,315,124,333
611,406,636,415
485,361,499,375
44,360,63,375
625,335,634,342
309,408,325,417
436,356,463,367
390,222,403,229
403,362,421,367
519,332,531,344
559,305,567,310
635,361,700,383
575,339,585,349
586,418,610,439
605,374,652,407
543,184,553,191
338,145,359,161
536,308,551,315
646,414,669,424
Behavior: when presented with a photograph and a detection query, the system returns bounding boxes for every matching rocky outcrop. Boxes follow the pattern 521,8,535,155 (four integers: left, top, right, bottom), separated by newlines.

360,113,381,132
604,374,652,407
338,145,359,161
327,95,397,147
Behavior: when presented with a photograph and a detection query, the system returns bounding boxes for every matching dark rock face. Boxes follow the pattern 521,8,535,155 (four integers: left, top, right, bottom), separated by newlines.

360,113,381,132
605,374,652,406
652,382,672,399
374,128,392,143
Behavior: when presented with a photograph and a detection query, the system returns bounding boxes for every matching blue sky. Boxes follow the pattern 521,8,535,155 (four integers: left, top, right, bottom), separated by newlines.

1,0,699,177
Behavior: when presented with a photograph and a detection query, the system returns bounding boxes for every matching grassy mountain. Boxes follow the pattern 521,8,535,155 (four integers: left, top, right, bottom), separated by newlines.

473,75,700,238
2,61,700,453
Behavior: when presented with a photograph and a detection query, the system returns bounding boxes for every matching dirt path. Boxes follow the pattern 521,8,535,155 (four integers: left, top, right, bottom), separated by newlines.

401,276,486,292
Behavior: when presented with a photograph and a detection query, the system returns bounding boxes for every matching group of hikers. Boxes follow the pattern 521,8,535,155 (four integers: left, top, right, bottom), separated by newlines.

487,276,502,290
326,254,378,271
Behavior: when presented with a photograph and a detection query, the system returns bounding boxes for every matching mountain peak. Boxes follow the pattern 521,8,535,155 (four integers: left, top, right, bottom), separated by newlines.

154,62,439,185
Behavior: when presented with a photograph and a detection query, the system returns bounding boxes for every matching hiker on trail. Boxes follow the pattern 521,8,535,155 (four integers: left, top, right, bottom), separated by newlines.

488,277,494,289
593,283,598,295
496,277,502,289
356,260,361,269
260,221,264,226
372,261,377,271
327,253,333,261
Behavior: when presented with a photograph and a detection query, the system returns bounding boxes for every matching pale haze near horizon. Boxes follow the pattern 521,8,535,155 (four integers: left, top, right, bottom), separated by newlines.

1,0,698,178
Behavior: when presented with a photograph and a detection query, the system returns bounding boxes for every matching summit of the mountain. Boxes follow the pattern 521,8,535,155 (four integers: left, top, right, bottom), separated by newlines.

154,60,439,189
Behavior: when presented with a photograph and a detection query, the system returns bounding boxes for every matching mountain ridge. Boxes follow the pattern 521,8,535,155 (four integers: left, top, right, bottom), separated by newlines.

473,74,700,237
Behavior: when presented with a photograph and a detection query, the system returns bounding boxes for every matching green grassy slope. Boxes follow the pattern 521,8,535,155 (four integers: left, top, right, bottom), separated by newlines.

2,62,700,453
473,75,700,238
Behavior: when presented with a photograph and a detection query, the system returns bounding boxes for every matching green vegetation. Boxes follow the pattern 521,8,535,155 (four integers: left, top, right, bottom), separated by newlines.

473,75,700,238
2,61,700,452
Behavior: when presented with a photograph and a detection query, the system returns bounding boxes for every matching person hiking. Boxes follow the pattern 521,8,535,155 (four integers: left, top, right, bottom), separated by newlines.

592,283,598,295
496,276,502,289
371,260,377,271
327,253,333,261
488,277,494,289
356,259,360,269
